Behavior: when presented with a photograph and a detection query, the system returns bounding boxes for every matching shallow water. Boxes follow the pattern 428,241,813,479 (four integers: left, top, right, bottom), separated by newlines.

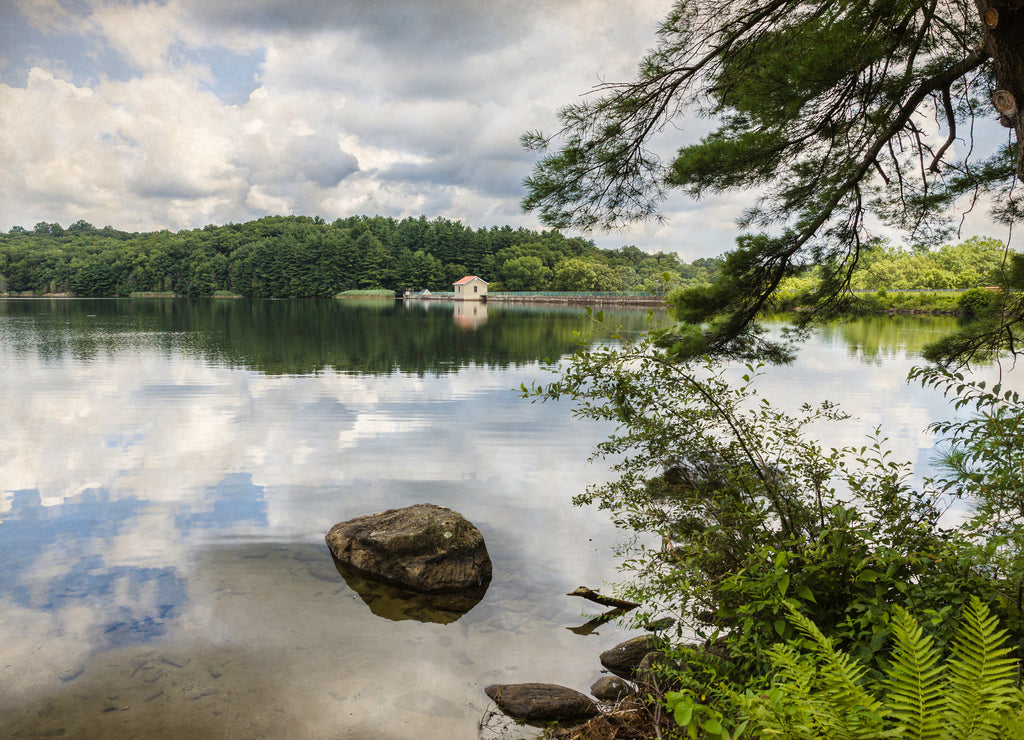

0,299,1015,738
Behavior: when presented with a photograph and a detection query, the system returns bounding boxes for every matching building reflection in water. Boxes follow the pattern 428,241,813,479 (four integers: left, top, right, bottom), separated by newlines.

453,301,487,330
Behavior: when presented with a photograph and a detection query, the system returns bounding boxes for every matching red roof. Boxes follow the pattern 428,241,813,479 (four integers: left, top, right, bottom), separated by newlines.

454,275,488,285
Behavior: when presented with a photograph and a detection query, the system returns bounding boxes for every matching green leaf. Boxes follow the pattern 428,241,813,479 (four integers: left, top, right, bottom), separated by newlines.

777,574,790,596
673,701,693,727
701,718,724,735
795,584,816,602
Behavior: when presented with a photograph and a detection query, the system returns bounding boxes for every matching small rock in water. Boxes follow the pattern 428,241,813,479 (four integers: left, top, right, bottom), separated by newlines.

599,635,659,679
643,617,676,632
484,683,599,722
590,676,632,702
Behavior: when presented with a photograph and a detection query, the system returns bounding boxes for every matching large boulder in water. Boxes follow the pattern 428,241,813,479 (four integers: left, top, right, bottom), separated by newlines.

325,504,492,594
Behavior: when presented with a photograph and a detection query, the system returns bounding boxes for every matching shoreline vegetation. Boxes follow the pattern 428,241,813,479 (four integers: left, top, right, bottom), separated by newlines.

0,288,992,317
518,332,1024,739
778,288,970,316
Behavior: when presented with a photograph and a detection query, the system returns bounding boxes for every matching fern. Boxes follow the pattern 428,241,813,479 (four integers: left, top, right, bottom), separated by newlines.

999,692,1024,738
944,597,1018,740
882,607,944,740
784,608,884,740
736,597,1024,740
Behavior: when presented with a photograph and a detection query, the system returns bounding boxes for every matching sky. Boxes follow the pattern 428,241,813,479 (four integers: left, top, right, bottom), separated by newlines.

0,0,1007,260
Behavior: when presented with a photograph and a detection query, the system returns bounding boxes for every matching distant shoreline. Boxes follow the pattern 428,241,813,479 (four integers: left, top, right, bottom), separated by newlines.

404,292,666,307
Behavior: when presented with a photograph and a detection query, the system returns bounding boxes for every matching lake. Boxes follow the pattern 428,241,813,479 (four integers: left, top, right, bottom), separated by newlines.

0,298,1016,738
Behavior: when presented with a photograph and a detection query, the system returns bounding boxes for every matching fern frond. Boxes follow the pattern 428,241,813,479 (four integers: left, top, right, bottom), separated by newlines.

996,688,1024,740
945,596,1019,740
741,602,1024,740
767,643,819,700
742,648,823,740
786,606,884,739
882,607,944,740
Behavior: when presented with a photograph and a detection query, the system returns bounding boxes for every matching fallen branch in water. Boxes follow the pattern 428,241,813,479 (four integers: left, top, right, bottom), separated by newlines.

567,587,640,610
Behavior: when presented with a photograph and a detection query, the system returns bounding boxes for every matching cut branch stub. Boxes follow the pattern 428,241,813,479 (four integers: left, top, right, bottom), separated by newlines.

985,7,999,28
994,89,1019,118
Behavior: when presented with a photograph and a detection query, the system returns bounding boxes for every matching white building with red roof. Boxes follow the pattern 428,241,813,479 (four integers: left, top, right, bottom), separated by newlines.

453,275,488,301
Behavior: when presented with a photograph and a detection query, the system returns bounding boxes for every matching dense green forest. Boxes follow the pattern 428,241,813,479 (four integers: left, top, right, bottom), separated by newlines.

0,215,711,298
779,237,1012,292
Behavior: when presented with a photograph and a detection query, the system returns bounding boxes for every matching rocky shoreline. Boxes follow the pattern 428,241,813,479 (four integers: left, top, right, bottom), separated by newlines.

481,633,681,737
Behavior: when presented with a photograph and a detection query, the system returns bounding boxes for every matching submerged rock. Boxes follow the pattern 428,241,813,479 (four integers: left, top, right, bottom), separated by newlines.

326,503,492,594
484,683,599,722
333,559,485,623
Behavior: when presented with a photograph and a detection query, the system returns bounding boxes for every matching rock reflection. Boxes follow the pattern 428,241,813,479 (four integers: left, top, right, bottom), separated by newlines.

332,559,488,624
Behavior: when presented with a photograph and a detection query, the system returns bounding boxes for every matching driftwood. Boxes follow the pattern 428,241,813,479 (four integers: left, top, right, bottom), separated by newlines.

567,586,641,610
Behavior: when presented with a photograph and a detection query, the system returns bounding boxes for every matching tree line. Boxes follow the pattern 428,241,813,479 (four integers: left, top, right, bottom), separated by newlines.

0,215,715,298
779,236,1012,293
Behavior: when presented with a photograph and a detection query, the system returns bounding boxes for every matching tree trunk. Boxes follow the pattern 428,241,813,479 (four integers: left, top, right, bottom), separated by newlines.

977,1,1024,180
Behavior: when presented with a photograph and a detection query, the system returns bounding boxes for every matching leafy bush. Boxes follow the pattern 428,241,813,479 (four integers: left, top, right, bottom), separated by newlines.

957,287,1002,319
528,320,1024,740
913,366,1024,628
527,328,1013,682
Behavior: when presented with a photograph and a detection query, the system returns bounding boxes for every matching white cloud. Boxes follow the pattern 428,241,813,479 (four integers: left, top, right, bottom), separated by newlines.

11,0,82,34
1,0,1006,257
0,0,709,251
87,1,189,73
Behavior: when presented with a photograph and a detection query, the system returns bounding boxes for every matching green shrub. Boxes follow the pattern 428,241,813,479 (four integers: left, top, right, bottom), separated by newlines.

526,320,1024,740
958,287,1002,319
527,328,1013,684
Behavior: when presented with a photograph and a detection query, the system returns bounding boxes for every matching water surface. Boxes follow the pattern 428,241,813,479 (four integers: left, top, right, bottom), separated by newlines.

0,299,1015,738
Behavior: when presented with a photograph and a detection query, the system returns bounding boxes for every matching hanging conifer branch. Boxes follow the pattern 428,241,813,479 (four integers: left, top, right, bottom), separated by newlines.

524,0,1024,363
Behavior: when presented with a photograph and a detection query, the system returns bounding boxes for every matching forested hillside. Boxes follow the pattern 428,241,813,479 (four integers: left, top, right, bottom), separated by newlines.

0,215,713,298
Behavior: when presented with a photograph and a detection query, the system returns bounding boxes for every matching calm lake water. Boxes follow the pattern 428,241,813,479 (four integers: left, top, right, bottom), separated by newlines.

0,298,1017,739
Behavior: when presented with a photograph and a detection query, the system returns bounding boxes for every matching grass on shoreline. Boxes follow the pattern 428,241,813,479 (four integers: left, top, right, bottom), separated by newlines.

335,289,396,299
